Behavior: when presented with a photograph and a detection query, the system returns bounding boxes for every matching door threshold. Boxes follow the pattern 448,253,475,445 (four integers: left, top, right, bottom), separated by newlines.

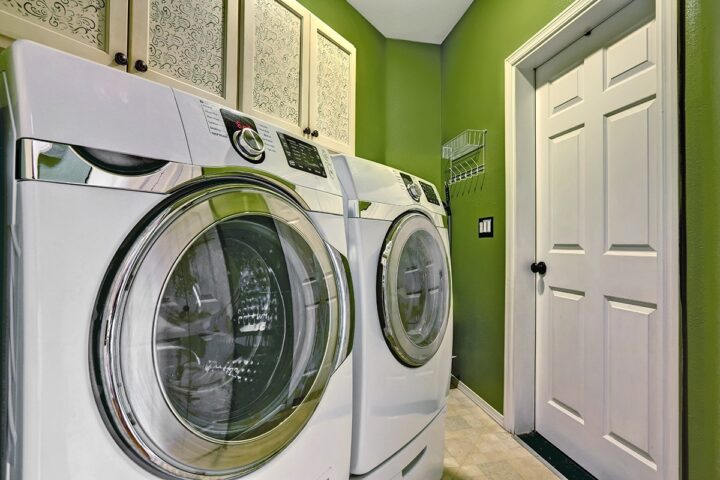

517,432,597,480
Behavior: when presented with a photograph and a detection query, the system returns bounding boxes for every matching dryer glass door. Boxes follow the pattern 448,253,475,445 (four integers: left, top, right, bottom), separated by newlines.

93,182,349,479
378,212,451,367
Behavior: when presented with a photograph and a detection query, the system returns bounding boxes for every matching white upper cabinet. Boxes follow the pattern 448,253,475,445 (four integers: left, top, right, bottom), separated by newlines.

241,0,356,154
308,16,356,155
129,0,239,106
241,0,310,136
0,0,355,139
0,0,129,66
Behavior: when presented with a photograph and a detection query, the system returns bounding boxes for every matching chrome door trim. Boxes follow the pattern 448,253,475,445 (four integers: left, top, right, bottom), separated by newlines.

377,212,451,368
91,181,345,479
17,139,343,215
347,199,447,228
327,246,354,370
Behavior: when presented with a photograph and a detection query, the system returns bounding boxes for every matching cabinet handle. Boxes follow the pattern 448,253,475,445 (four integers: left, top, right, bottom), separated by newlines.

114,52,128,66
311,130,319,138
303,127,311,135
134,59,148,72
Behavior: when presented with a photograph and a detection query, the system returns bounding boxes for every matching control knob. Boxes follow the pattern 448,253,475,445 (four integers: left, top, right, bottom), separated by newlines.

407,183,421,201
233,128,265,162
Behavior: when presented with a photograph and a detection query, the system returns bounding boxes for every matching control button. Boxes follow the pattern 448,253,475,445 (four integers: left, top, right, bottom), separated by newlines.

408,183,421,202
233,128,265,161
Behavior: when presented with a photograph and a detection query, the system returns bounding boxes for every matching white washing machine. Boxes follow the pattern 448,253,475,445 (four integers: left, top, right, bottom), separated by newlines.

0,41,353,480
333,155,453,480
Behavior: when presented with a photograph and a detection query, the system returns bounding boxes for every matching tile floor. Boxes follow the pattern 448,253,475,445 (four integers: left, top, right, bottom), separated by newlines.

443,389,561,480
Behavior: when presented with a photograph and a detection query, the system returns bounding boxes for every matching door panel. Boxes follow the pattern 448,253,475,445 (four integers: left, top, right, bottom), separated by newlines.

606,100,657,251
606,26,654,88
535,1,664,478
548,287,585,424
241,0,310,134
0,0,128,67
549,65,584,113
549,127,584,251
605,297,657,467
129,0,239,105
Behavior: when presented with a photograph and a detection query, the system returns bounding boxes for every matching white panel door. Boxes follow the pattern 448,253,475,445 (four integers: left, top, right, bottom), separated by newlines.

535,1,667,479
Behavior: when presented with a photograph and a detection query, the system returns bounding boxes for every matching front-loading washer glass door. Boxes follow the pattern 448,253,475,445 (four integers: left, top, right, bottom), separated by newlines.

378,212,451,368
92,182,348,479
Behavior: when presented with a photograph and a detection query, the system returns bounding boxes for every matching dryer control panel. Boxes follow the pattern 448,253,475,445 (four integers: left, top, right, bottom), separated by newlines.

333,155,446,218
419,181,440,205
400,172,421,202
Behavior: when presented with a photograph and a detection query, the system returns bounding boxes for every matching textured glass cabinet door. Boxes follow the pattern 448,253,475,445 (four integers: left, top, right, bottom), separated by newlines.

308,16,356,155
0,0,129,67
241,0,311,136
129,0,239,106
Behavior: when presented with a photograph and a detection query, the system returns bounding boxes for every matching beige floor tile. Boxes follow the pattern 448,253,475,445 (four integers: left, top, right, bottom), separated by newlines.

443,389,561,480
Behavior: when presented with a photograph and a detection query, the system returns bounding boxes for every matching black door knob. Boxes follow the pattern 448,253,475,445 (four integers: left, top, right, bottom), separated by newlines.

134,59,148,72
113,52,128,66
531,261,547,275
303,127,312,135
311,130,319,138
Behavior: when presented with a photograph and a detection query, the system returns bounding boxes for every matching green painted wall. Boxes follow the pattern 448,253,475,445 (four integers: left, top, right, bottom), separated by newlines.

685,0,720,478
298,0,387,163
384,40,443,188
441,0,573,412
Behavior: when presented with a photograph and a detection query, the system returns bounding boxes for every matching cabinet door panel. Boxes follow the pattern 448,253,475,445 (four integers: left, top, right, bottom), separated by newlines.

308,16,355,154
241,0,310,135
129,0,239,105
0,0,128,67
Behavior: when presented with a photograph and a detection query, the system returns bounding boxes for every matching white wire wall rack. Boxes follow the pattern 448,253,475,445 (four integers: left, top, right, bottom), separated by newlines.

441,129,487,248
442,129,487,186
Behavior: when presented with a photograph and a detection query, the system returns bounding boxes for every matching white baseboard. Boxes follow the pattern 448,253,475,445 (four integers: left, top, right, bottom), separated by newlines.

453,376,505,428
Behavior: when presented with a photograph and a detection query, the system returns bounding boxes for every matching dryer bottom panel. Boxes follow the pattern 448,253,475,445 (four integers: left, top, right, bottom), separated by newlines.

351,407,446,480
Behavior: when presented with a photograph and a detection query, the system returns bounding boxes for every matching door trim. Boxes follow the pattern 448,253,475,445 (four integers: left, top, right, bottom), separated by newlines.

503,0,680,478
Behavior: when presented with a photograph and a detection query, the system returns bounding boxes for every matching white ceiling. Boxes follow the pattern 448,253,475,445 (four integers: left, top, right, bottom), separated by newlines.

347,0,474,45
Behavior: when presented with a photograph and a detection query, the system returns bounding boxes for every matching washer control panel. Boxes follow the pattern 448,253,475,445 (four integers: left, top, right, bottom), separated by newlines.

278,133,327,178
400,172,421,202
221,109,266,163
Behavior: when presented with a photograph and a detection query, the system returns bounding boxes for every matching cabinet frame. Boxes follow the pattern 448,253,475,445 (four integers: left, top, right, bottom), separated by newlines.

128,0,240,106
307,15,356,154
240,0,311,136
0,0,129,67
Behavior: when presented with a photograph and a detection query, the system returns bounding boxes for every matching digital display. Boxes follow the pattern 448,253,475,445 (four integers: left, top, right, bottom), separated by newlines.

420,181,440,205
277,133,327,178
220,109,258,136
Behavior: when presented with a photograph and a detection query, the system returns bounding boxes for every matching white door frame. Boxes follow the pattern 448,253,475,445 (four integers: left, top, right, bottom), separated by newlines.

503,0,679,477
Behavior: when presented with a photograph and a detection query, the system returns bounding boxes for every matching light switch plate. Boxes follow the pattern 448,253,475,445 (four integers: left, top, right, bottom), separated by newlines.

478,217,493,238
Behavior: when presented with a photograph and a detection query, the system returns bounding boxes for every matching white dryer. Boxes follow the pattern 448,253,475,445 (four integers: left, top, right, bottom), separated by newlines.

333,155,453,480
1,41,353,480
